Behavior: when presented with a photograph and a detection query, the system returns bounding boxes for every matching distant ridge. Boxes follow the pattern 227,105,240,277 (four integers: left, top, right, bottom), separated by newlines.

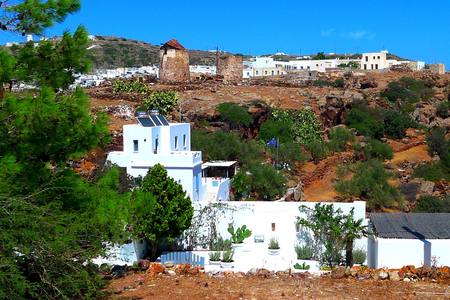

87,36,217,69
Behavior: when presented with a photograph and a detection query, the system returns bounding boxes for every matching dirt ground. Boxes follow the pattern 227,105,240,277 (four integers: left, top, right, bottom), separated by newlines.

106,272,450,300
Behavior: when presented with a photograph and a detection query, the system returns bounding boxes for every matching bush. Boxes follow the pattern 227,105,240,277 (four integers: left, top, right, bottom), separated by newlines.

335,160,399,210
294,262,310,270
426,127,449,166
313,79,333,87
381,77,434,112
269,142,307,169
231,171,251,200
363,139,393,161
380,109,417,139
268,237,280,249
328,126,354,152
346,106,384,139
139,90,179,116
259,119,294,144
414,195,450,213
295,244,314,260
436,101,449,119
413,162,450,181
209,251,221,261
353,248,367,265
333,78,345,88
217,102,252,128
248,164,287,200
305,139,329,163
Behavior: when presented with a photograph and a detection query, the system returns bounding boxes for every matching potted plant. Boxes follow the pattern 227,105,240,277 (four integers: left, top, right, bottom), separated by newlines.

227,224,252,249
220,250,234,268
209,251,221,265
268,237,280,255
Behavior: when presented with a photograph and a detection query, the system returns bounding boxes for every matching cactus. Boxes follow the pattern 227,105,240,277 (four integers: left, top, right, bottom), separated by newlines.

227,224,252,244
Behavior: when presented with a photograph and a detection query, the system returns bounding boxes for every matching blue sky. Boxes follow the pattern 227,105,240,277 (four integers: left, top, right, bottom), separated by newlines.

2,0,450,68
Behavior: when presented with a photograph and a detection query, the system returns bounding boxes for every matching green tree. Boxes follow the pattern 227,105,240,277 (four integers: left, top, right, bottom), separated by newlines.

297,204,366,267
426,127,450,168
328,126,354,152
414,195,450,213
129,164,193,260
0,2,127,298
248,164,286,200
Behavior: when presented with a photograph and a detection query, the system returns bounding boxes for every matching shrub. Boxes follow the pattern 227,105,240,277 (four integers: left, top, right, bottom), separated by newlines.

413,162,450,181
353,248,367,265
270,109,322,145
436,101,449,119
333,78,345,88
112,79,149,94
221,250,234,262
380,109,417,139
295,244,314,260
335,160,399,210
381,77,434,112
231,171,251,200
248,164,287,200
268,238,280,249
305,139,329,163
217,102,252,127
313,79,333,87
363,139,393,161
270,142,307,169
328,126,354,152
414,195,450,213
294,262,310,270
346,106,384,139
259,119,294,144
426,127,449,166
139,90,179,116
209,251,221,261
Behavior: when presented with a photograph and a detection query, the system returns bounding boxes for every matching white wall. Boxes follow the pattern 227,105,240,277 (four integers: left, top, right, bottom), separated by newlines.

192,201,367,258
368,237,450,268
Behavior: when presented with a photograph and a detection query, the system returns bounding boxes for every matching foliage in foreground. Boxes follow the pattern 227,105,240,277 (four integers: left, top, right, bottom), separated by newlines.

297,204,366,267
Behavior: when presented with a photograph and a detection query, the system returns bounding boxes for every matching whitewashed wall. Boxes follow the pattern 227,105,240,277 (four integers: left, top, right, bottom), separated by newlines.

192,201,367,257
368,237,450,269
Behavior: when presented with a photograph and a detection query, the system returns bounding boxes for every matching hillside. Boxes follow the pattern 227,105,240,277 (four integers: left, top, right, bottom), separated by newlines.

87,36,218,69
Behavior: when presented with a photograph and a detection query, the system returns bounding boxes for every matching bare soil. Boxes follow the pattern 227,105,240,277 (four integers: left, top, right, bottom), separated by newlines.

106,272,450,299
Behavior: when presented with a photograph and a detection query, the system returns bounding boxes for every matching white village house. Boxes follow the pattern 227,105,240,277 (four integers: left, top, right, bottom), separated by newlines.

107,110,235,202
367,213,450,269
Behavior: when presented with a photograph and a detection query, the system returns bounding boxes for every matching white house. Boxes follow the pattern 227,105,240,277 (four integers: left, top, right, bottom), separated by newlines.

361,52,388,70
367,213,450,269
107,110,235,202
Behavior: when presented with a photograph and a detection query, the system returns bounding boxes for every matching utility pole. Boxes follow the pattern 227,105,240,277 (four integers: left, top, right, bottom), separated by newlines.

215,46,219,76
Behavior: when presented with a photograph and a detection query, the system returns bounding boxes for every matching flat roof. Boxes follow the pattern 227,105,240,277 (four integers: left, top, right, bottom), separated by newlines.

202,161,237,168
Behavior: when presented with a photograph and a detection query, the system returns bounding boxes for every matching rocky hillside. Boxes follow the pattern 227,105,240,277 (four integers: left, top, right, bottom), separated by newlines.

87,36,218,69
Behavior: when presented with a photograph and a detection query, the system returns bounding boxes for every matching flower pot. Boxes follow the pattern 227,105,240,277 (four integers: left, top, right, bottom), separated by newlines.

268,248,280,255
232,243,244,250
209,260,221,266
133,239,148,260
220,261,234,269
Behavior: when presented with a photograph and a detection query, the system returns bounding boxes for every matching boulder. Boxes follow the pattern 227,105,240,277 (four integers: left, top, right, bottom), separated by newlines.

331,267,347,279
138,259,150,271
389,271,401,281
147,263,165,277
378,270,389,280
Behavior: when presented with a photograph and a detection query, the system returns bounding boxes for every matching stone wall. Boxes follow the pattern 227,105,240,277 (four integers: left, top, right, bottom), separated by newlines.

217,55,243,82
159,48,190,83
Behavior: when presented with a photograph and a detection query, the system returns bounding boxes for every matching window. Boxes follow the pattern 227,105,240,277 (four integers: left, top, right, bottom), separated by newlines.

271,223,276,231
255,70,259,75
375,64,378,69
365,56,368,62
183,134,187,148
154,137,159,154
373,56,376,59
174,136,178,149
277,70,280,75
264,70,268,75
364,64,367,70
271,70,274,75
133,140,139,152
371,64,374,69
377,56,380,59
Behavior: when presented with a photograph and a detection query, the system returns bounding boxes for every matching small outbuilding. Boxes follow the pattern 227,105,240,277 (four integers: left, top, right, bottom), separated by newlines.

367,213,450,268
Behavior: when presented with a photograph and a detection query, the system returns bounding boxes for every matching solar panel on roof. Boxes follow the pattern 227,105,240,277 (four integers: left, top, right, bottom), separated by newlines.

150,115,162,126
158,115,170,126
138,117,155,127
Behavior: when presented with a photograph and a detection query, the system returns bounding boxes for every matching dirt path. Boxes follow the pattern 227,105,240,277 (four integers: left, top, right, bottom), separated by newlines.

106,273,450,300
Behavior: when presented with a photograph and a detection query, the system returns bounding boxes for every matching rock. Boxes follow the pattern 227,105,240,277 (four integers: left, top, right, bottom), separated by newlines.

389,271,400,281
138,259,151,271
175,264,192,275
420,181,435,194
166,270,176,276
331,267,347,279
256,268,272,278
293,182,304,201
247,267,258,275
350,268,358,277
147,263,165,277
164,262,175,268
378,270,389,280
110,265,126,279
403,277,411,282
